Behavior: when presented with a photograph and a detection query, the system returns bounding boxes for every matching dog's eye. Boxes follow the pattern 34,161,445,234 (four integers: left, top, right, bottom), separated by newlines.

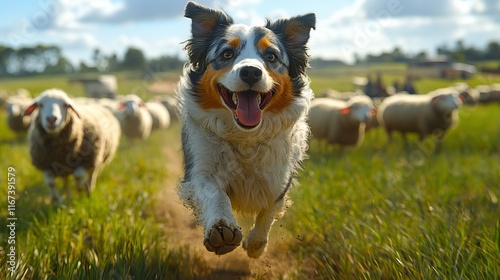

266,53,276,62
222,50,234,59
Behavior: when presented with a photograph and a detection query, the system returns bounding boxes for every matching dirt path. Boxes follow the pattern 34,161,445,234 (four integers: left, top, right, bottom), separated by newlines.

153,127,300,279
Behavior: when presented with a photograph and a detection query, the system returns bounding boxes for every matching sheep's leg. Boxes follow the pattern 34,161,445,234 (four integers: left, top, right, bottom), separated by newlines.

73,167,87,192
179,181,242,256
434,132,445,153
44,171,61,205
63,176,72,202
402,133,409,150
85,167,100,197
386,129,393,144
243,197,285,258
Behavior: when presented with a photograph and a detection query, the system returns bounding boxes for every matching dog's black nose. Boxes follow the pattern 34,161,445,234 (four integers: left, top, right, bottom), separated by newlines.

239,66,262,85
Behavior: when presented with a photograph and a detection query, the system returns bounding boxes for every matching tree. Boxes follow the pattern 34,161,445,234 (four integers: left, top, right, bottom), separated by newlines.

485,41,500,60
45,57,74,74
414,51,428,60
122,47,146,70
0,46,15,76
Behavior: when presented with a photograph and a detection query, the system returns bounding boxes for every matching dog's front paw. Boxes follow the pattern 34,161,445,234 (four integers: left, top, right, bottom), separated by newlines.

204,221,243,255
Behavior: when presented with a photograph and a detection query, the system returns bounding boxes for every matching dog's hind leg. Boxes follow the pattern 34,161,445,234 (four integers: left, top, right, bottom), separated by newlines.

181,181,243,255
243,197,286,258
243,175,292,258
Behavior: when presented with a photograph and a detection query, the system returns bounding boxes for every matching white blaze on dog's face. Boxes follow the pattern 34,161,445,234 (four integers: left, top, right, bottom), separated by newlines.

184,2,316,130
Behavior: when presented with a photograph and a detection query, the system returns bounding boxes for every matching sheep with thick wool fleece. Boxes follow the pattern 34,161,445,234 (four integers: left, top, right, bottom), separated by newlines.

115,94,153,140
377,89,462,149
6,96,33,135
153,95,179,123
145,100,170,130
308,96,375,147
476,84,500,104
24,89,121,204
450,83,479,105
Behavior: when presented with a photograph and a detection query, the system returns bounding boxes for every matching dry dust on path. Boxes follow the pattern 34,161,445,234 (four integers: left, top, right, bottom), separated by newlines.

153,127,302,279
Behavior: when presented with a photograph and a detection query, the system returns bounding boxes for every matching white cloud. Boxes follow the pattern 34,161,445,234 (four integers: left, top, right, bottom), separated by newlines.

37,0,124,30
45,31,100,49
3,0,500,66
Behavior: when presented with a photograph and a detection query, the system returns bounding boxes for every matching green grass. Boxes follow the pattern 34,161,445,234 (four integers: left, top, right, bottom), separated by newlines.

287,104,500,279
1,66,500,279
0,115,208,279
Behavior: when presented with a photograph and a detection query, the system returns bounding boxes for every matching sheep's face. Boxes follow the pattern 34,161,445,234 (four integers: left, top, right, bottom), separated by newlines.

39,97,73,134
340,103,375,124
431,94,462,112
118,99,146,116
24,89,80,135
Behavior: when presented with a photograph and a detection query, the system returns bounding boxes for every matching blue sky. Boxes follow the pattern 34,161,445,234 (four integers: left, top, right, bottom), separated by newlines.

1,0,500,65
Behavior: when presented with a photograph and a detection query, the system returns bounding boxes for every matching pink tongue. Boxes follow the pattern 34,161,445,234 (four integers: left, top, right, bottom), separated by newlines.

235,92,262,127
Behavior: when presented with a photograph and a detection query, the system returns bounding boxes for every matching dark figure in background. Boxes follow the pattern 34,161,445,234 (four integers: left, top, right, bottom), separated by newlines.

403,76,417,94
393,80,400,92
365,75,375,97
374,72,388,97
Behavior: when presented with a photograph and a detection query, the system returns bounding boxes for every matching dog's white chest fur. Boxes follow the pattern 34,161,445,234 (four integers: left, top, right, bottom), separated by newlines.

181,109,309,213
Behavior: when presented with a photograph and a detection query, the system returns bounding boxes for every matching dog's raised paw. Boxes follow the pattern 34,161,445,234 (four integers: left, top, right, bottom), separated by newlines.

203,223,243,255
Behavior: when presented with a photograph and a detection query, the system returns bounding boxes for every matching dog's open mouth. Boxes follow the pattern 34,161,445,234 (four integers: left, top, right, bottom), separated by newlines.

218,84,274,129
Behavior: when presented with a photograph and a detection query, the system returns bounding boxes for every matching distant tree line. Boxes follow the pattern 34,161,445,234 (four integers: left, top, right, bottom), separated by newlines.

1,39,499,77
0,44,185,78
356,39,500,64
0,44,73,77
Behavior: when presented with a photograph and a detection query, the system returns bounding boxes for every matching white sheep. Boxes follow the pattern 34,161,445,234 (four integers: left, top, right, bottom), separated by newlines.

145,100,170,130
153,95,179,122
70,75,117,99
477,84,500,104
451,83,479,105
377,90,462,149
115,94,153,140
24,89,121,204
308,96,375,147
6,96,33,136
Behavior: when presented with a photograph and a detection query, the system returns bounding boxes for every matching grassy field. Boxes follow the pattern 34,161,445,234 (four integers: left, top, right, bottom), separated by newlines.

1,65,500,279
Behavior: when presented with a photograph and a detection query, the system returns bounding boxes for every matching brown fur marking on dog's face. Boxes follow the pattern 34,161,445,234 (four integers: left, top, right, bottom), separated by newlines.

228,37,241,49
257,36,271,52
198,65,228,110
265,69,293,114
184,2,315,129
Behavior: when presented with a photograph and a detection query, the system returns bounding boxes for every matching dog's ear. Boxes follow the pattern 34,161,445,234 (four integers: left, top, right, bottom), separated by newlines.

266,13,316,78
184,2,233,71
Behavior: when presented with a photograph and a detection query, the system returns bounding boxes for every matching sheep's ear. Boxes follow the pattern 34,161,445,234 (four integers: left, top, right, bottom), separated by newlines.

339,107,351,115
184,1,233,70
24,103,38,116
370,108,377,116
458,95,465,103
63,98,81,119
138,102,146,108
118,102,126,110
266,13,316,78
